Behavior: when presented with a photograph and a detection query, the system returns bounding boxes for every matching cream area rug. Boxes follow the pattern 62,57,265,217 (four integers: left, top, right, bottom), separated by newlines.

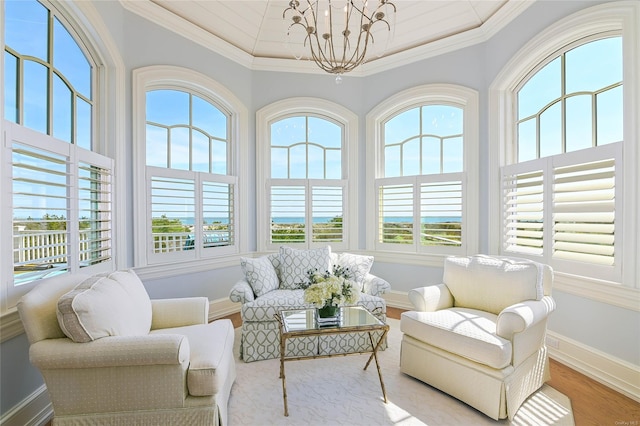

227,319,574,426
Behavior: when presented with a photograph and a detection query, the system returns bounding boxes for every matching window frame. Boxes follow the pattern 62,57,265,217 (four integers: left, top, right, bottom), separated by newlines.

256,98,358,252
132,66,248,273
366,84,479,264
488,2,639,307
0,0,125,318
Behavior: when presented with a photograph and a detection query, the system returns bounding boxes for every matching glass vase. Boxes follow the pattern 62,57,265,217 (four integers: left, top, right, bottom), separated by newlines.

317,304,339,318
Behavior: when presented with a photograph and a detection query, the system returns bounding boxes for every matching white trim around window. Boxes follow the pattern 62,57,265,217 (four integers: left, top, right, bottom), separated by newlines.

0,0,126,322
256,98,359,253
132,66,249,273
365,83,480,266
488,1,639,306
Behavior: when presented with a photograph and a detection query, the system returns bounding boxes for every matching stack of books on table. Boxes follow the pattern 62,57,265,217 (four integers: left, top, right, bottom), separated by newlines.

316,313,340,327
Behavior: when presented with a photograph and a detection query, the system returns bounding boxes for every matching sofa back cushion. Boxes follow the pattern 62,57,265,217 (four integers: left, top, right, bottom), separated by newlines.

57,269,152,342
241,255,280,297
443,255,542,315
279,245,332,289
331,252,374,291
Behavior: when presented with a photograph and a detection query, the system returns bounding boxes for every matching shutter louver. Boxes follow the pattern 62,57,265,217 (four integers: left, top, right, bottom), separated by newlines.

420,181,462,246
379,184,413,244
271,186,306,243
151,177,194,253
202,181,233,248
12,143,70,282
78,161,112,267
553,159,616,265
502,168,544,255
312,186,343,242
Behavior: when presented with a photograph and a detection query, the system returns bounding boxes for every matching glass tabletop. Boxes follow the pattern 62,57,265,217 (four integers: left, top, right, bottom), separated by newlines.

280,306,384,333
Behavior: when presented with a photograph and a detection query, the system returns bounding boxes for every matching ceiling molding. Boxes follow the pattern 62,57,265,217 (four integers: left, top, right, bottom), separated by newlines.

120,0,255,68
120,0,534,77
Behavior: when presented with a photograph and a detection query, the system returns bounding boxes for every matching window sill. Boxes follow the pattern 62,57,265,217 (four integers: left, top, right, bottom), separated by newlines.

1,309,24,343
553,272,640,312
134,253,242,281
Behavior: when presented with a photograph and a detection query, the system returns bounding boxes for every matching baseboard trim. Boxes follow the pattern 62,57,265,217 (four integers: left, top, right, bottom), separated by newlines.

209,297,241,321
0,384,52,426
548,330,640,403
383,290,413,311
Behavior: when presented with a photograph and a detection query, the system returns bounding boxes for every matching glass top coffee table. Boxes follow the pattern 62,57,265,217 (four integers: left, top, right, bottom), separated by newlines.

275,306,390,416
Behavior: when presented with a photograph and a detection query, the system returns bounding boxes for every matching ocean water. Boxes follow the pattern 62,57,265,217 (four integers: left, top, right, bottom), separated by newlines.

179,216,460,225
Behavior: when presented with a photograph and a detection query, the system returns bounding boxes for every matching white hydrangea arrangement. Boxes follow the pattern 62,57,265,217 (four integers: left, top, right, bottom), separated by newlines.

302,265,359,308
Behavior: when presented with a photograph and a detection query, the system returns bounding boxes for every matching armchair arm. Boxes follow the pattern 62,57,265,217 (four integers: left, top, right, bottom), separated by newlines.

363,274,391,297
496,296,556,340
151,297,209,330
408,284,454,312
30,334,189,369
229,279,255,304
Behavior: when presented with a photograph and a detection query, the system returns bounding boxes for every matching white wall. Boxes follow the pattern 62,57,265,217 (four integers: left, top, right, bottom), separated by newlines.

2,0,637,422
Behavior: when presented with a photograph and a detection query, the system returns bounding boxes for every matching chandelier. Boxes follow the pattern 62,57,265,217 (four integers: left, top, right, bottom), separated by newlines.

283,0,396,81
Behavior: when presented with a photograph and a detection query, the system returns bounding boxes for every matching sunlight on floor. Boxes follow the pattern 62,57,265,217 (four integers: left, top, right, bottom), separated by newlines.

384,399,428,425
511,388,573,426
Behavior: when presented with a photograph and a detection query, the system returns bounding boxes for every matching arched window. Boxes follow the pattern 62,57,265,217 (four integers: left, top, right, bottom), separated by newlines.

489,2,638,289
3,0,113,307
256,98,358,252
366,84,479,257
133,66,247,267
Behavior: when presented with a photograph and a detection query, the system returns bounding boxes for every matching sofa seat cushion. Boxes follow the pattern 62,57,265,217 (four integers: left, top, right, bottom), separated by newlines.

241,289,312,322
241,290,386,322
400,308,512,369
151,319,235,397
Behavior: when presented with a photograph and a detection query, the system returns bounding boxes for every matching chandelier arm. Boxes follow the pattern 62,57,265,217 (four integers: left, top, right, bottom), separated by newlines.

283,0,396,75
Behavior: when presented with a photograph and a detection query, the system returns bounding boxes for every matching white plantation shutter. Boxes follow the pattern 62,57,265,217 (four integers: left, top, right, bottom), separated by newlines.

270,185,306,244
378,182,414,247
269,182,346,246
420,179,463,248
202,181,234,248
12,142,71,279
311,186,343,243
502,165,545,255
10,129,114,291
149,175,195,255
78,156,113,267
500,143,622,280
553,155,617,266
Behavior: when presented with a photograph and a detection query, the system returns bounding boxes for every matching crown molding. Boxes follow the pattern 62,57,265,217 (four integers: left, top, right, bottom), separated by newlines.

119,0,255,68
119,0,533,77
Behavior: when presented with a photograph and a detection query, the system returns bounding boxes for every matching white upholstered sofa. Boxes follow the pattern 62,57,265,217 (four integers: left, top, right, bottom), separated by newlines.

229,246,390,362
17,270,236,426
400,255,555,420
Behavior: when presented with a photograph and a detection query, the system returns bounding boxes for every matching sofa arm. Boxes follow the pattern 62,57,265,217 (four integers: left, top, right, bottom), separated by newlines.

30,334,189,370
229,279,255,304
408,284,454,312
151,297,209,330
363,274,391,297
496,296,556,340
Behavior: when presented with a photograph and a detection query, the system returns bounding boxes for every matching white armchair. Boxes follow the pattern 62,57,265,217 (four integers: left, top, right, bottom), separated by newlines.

18,270,236,426
400,255,555,420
